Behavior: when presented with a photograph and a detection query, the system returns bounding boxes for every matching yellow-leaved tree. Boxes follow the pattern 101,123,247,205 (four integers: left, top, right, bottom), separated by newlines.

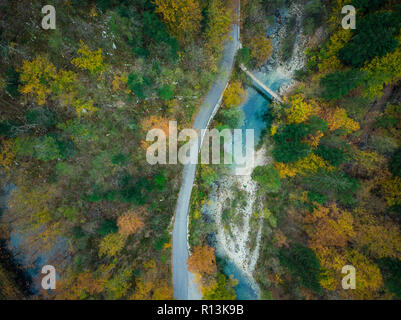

318,28,351,75
286,94,319,124
19,55,57,105
363,36,401,99
319,106,359,133
154,0,202,44
98,233,126,257
223,80,245,108
248,34,273,67
205,0,232,53
0,138,16,171
71,40,106,75
341,249,383,300
19,55,78,106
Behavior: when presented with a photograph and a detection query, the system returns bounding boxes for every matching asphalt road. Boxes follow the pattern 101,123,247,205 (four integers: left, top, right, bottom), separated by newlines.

172,5,240,300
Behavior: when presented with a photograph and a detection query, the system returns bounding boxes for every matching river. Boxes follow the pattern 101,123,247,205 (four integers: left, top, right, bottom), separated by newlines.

202,4,306,300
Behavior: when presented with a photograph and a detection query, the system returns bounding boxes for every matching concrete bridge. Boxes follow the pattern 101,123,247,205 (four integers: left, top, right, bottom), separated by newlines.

240,64,283,103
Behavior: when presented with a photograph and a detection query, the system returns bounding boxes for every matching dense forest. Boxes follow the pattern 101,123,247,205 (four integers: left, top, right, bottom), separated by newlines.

188,0,401,301
253,0,401,299
1,0,401,301
0,0,235,299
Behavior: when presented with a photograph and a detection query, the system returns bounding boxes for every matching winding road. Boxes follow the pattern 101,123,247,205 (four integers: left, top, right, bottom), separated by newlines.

172,1,241,300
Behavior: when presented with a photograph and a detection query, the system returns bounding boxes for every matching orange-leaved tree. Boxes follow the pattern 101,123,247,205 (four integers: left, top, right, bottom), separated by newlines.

117,209,144,237
187,245,216,275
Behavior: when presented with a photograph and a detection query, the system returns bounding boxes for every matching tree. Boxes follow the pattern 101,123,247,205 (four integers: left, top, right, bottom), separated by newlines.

302,0,324,35
318,29,352,74
378,258,401,298
290,153,334,176
223,80,245,108
237,47,251,66
71,40,106,75
342,249,383,299
216,107,245,128
158,84,174,101
5,67,20,98
188,245,216,275
154,0,202,44
56,271,106,299
202,273,237,300
354,217,401,259
315,145,346,166
98,219,118,236
304,203,355,250
279,243,322,293
318,106,360,133
304,169,359,196
117,209,144,236
380,175,401,206
363,39,401,98
285,94,319,124
19,55,57,105
152,284,173,300
353,0,388,13
315,246,345,291
248,34,273,67
320,69,364,100
273,123,311,163
0,138,16,171
204,0,232,53
338,11,401,68
98,233,126,257
390,148,401,177
127,72,152,99
251,165,281,193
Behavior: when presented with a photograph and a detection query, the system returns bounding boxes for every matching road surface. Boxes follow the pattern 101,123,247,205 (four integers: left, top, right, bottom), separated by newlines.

172,2,240,300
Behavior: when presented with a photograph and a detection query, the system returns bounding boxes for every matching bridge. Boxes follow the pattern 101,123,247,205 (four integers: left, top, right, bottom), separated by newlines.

240,64,283,103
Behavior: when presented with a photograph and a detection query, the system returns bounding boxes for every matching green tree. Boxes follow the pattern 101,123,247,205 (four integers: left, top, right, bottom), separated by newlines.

320,69,364,100
273,123,311,163
98,219,118,236
279,243,322,293
251,165,281,193
338,11,401,67
203,273,237,300
158,84,174,101
378,258,401,298
127,73,152,99
315,145,346,166
390,148,401,177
